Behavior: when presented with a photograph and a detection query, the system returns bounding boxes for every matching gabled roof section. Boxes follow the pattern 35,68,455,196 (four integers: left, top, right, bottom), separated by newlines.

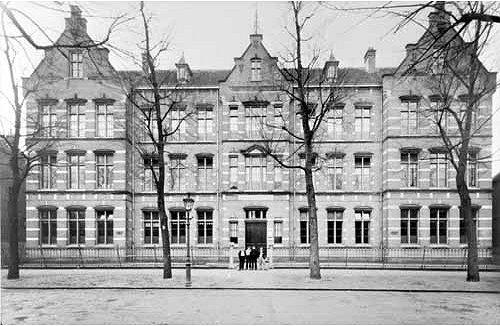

119,69,231,88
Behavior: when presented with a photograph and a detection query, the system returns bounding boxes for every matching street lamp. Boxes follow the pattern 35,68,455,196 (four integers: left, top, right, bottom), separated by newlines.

183,193,195,287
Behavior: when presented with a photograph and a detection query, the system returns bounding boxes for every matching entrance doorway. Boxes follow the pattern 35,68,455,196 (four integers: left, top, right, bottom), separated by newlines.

245,221,267,257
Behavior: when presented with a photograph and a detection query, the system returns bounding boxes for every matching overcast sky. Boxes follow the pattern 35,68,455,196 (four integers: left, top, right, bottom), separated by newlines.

0,1,499,174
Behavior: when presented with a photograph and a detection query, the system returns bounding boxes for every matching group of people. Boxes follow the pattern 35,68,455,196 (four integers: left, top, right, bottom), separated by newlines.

237,246,268,270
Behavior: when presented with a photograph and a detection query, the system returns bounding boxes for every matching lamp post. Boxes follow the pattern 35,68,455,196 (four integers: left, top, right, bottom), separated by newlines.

183,193,194,287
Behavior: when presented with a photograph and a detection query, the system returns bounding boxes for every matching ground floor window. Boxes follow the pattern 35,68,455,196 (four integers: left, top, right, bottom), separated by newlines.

460,207,479,244
171,210,186,244
143,211,160,244
299,209,309,244
274,221,283,244
327,210,343,244
229,221,238,244
68,209,85,244
40,208,57,245
96,209,113,244
400,208,419,244
197,210,213,244
430,207,448,244
355,210,370,244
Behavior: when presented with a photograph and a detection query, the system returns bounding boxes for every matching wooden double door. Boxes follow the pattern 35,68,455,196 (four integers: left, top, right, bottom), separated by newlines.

245,221,267,257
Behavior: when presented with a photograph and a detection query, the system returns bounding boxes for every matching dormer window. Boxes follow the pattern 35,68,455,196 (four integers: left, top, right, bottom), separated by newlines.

251,59,262,81
70,52,83,78
178,67,187,81
327,65,337,80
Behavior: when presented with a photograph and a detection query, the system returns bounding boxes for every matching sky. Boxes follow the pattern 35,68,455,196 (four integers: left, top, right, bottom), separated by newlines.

0,1,499,175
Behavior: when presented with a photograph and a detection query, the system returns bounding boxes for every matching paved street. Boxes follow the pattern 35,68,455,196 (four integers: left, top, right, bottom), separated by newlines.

2,269,500,324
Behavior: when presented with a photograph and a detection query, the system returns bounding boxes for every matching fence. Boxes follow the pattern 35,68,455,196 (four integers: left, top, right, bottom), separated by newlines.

1,245,495,268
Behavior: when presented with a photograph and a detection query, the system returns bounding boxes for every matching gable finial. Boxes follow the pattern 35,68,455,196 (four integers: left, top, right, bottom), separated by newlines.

253,3,260,34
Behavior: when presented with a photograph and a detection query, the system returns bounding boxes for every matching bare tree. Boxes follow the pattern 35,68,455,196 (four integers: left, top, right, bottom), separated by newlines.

0,3,129,279
114,2,193,279
254,1,349,279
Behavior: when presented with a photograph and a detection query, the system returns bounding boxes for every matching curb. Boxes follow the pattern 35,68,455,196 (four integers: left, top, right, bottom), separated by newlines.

2,286,499,294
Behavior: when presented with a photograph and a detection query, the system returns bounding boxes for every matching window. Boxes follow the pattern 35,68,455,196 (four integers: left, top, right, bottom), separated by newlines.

39,208,57,245
401,152,418,188
197,156,213,190
143,210,160,244
70,52,83,78
245,209,266,219
96,103,113,137
170,107,186,141
299,209,309,244
431,53,445,75
467,152,478,187
460,207,479,244
354,155,371,189
274,221,283,244
229,155,238,186
169,157,186,191
68,208,85,244
401,101,418,134
430,152,448,188
198,106,213,141
400,208,419,244
430,207,448,244
245,106,266,138
170,210,186,244
327,106,343,139
40,104,57,137
245,156,267,190
251,59,262,81
229,221,238,244
355,106,371,139
327,210,343,244
272,104,282,129
68,103,85,138
327,65,337,80
143,156,159,191
178,67,187,81
67,152,85,189
328,156,343,190
229,106,239,133
431,100,448,133
197,210,213,244
273,160,283,189
40,153,57,189
96,153,113,189
355,210,370,244
96,209,113,244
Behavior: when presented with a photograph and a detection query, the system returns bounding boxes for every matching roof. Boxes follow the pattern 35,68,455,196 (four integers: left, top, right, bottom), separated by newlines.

118,67,397,88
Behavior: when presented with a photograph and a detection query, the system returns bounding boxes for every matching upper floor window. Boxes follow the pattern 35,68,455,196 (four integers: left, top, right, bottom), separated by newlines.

197,156,213,190
354,106,371,139
169,107,186,141
327,65,337,80
198,106,213,141
430,152,448,188
229,106,239,133
245,156,267,190
70,52,83,78
229,155,239,187
40,104,57,137
400,151,418,188
197,210,213,244
96,152,113,189
245,106,266,138
169,156,186,191
96,103,113,137
40,153,57,189
327,106,343,139
245,208,267,219
467,152,478,187
251,59,262,81
67,152,85,189
430,100,448,133
39,208,57,245
354,155,371,190
328,155,344,190
400,100,419,134
68,103,85,138
143,156,159,191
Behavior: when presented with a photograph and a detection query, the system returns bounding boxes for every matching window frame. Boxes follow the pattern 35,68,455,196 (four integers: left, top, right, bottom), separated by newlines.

68,208,85,245
96,152,113,189
250,58,262,82
400,151,419,188
430,207,448,244
354,210,371,244
143,210,160,245
400,207,419,244
39,208,57,245
95,103,114,138
327,210,343,244
70,51,83,78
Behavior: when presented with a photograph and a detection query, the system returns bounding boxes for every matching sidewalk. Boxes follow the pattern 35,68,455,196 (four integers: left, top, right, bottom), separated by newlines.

3,268,500,293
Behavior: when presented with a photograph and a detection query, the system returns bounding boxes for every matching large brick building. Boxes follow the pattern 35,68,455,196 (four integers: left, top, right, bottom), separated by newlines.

23,6,495,263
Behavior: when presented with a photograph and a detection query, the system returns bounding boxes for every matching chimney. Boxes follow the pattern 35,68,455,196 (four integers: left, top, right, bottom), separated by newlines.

65,5,87,34
428,1,450,32
364,47,376,73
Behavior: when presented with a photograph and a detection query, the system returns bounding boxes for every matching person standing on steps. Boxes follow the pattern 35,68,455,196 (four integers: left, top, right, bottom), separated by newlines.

245,246,251,270
238,247,246,271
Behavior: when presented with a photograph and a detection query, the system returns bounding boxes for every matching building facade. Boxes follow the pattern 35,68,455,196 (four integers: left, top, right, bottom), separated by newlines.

23,6,495,263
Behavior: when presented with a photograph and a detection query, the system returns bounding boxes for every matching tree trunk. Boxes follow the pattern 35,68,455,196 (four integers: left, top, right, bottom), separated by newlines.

304,167,321,279
157,148,172,279
7,183,21,279
456,174,479,282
